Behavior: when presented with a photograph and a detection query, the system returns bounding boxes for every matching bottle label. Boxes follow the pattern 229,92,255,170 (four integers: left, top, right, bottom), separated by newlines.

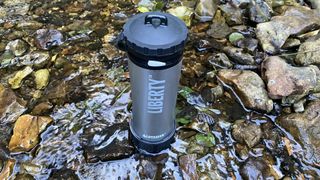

147,75,165,114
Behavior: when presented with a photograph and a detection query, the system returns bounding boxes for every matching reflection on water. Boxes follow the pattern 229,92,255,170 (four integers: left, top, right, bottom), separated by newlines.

0,0,319,179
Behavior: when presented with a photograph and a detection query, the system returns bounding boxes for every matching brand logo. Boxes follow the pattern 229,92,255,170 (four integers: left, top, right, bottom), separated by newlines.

147,75,165,114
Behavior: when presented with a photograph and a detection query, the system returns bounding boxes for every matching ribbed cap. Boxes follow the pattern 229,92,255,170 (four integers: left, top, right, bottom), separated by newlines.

122,12,188,57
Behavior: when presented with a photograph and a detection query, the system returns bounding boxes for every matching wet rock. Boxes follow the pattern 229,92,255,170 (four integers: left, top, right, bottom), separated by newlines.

0,85,27,125
220,3,243,25
240,157,274,179
249,0,272,23
282,38,301,49
9,114,53,153
0,84,26,123
43,73,86,105
207,10,232,39
295,38,320,65
167,6,194,27
261,56,320,99
208,53,233,69
179,154,198,180
0,159,15,180
229,32,245,45
31,102,53,115
218,69,274,112
5,39,29,57
14,173,35,180
232,120,262,148
201,85,224,102
232,0,251,8
195,0,218,22
293,98,306,113
256,6,320,54
223,46,255,65
194,39,213,52
139,159,158,179
234,38,259,53
8,66,33,89
0,51,16,67
35,29,64,50
49,169,79,180
16,20,43,30
20,51,50,68
277,100,320,166
34,69,50,90
309,0,320,12
137,0,165,12
81,123,134,163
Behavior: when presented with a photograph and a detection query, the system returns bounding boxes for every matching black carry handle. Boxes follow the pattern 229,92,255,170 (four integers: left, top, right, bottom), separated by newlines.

115,31,127,51
144,14,168,27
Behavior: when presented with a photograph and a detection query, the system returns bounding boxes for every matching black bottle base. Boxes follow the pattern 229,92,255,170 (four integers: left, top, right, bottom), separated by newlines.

129,130,175,154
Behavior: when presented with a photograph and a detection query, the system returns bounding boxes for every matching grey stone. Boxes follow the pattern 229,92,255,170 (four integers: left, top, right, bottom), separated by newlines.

256,6,320,54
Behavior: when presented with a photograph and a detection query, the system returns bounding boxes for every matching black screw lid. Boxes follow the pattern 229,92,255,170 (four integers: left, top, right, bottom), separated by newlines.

122,12,188,57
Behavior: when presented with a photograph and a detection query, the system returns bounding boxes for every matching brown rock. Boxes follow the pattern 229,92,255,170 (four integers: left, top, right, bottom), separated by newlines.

218,69,273,112
0,159,15,180
0,84,26,124
9,114,53,153
261,56,320,99
277,100,320,166
179,154,198,180
232,120,262,148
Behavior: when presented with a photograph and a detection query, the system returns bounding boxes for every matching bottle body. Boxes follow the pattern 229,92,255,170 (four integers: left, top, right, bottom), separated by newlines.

128,59,182,152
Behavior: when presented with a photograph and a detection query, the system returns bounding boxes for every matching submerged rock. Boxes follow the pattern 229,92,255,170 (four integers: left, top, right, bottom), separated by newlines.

0,159,15,180
195,0,218,22
5,39,29,57
0,51,16,67
295,38,320,65
277,100,320,166
223,46,255,65
35,29,64,50
218,69,273,112
9,114,53,153
20,51,50,68
179,154,198,180
207,10,232,39
232,120,262,148
240,157,275,179
8,66,33,89
256,6,320,54
282,38,301,49
262,56,320,99
208,53,233,69
81,123,134,163
0,84,26,124
34,69,50,90
167,6,193,27
43,73,86,105
49,169,79,180
15,173,35,180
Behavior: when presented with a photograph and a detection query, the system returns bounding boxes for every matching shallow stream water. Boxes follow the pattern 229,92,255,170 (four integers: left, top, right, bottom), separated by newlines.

0,0,320,179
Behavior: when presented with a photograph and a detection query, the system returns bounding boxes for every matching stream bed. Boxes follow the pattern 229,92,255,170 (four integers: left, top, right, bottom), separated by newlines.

0,0,320,179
